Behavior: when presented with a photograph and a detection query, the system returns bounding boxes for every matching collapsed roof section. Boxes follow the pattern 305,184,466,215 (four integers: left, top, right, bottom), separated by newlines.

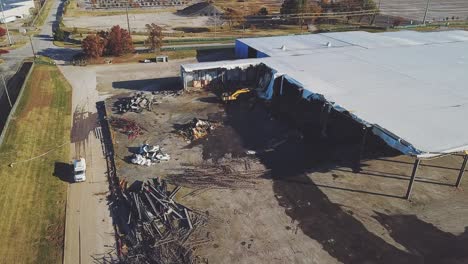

181,31,468,158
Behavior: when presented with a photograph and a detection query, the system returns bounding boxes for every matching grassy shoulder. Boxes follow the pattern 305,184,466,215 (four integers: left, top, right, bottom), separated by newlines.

0,57,72,263
87,49,196,64
34,0,55,27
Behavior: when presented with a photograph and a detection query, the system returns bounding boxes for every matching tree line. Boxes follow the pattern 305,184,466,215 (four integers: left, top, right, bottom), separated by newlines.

81,23,163,58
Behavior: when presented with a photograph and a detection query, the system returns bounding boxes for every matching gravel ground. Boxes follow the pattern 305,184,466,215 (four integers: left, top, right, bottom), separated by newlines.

63,11,211,31
380,0,468,21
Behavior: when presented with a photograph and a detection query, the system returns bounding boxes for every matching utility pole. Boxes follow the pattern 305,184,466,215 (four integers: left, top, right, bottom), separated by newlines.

214,14,217,38
126,3,131,36
0,0,13,45
1,74,12,108
422,0,431,24
28,34,36,58
371,0,381,25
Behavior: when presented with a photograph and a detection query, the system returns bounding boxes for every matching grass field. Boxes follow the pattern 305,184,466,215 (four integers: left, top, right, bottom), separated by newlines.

0,58,72,263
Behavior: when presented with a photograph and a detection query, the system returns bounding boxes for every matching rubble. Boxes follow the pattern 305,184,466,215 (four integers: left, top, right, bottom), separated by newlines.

119,178,208,263
131,143,171,166
168,162,266,189
178,118,220,142
109,117,145,140
116,92,155,114
152,89,184,97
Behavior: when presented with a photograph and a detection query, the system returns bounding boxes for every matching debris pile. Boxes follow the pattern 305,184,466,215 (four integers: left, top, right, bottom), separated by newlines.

168,163,265,189
152,89,183,97
116,92,155,114
120,178,208,263
131,143,170,166
178,118,220,142
109,117,145,140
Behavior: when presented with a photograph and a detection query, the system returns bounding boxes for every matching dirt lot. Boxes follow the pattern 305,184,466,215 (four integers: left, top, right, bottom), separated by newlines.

63,11,211,31
96,59,468,263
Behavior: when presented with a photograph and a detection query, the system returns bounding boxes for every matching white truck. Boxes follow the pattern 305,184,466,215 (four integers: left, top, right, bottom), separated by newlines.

73,158,87,182
0,16,17,24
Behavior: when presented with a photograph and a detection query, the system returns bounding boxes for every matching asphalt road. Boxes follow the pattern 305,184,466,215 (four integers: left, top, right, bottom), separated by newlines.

1,0,78,96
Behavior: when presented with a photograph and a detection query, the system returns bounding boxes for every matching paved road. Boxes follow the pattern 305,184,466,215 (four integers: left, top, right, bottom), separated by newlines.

60,64,116,263
1,0,78,98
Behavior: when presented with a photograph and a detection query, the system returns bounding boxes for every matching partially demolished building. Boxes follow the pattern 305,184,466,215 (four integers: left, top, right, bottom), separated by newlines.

180,30,468,199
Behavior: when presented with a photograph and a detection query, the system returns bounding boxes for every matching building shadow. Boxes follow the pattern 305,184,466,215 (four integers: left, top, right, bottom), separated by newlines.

374,212,468,263
112,77,181,91
196,48,236,62
207,98,427,263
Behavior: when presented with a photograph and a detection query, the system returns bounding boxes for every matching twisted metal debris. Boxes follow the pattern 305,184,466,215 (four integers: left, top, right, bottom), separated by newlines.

119,178,208,263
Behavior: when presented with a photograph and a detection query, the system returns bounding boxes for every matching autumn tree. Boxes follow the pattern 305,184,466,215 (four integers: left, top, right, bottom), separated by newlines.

0,28,7,54
280,0,322,26
81,34,105,58
223,8,245,30
105,25,134,56
145,23,163,52
0,27,6,37
336,0,378,22
257,7,268,16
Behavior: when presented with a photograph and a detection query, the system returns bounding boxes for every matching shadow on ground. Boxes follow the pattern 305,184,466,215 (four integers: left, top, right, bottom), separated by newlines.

196,48,236,62
53,162,74,183
37,47,79,61
374,212,468,264
191,98,466,263
112,77,181,91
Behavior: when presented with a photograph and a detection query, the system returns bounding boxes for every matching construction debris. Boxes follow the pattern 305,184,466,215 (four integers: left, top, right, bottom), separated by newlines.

116,92,155,114
119,178,208,263
168,162,265,189
131,143,171,166
109,117,145,140
178,118,220,142
152,89,184,97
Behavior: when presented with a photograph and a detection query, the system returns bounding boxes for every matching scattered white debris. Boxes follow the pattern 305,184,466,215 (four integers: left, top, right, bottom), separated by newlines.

131,143,170,166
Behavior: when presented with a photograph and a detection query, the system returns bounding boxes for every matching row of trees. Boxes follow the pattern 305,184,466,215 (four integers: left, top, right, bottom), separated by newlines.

82,25,133,58
279,0,378,25
280,0,377,16
217,0,378,30
81,24,163,58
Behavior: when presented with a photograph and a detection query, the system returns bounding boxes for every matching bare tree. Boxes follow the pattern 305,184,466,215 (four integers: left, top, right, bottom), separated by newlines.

145,23,163,52
223,8,245,30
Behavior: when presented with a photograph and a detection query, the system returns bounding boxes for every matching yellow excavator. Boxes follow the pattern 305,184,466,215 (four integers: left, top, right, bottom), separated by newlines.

221,88,252,103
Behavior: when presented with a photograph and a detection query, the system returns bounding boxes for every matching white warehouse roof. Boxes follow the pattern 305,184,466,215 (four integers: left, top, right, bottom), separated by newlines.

235,30,468,57
182,31,468,157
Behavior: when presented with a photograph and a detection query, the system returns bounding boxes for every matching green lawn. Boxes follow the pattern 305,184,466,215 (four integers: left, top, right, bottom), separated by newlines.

0,59,71,263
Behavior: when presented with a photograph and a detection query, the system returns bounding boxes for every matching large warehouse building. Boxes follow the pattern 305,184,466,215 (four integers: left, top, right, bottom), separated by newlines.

180,30,468,199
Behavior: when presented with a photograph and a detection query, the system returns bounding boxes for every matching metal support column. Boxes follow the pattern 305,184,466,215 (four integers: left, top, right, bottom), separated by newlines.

455,155,468,188
320,103,331,138
405,158,421,200
354,125,370,173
